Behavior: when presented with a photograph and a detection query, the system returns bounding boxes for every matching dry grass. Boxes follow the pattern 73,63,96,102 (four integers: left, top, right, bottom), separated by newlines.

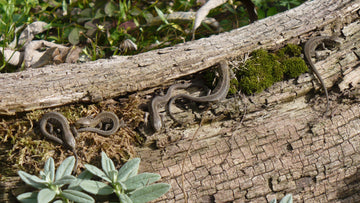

0,95,145,179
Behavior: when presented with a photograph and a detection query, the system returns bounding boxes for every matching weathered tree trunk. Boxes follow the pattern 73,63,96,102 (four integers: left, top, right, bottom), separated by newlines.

134,0,360,202
1,0,360,202
0,0,355,115
138,101,360,202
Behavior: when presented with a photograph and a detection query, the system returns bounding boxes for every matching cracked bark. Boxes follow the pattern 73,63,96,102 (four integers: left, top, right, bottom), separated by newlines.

136,0,360,202
0,0,356,115
1,0,360,202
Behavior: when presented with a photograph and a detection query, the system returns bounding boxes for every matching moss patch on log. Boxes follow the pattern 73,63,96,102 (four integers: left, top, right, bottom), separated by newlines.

233,44,307,95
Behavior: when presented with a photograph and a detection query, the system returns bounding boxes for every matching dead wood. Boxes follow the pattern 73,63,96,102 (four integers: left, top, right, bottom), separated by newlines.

137,0,360,202
136,6,360,200
0,0,356,115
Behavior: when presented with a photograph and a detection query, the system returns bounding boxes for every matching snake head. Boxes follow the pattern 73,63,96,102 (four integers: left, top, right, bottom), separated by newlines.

75,117,92,128
64,130,76,150
150,97,164,132
66,137,76,150
152,119,162,132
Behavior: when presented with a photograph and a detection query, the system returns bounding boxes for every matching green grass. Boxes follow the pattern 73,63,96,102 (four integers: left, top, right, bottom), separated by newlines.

0,0,306,72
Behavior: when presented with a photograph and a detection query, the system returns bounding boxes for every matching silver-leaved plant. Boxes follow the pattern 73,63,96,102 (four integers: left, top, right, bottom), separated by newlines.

17,156,94,203
270,194,293,203
79,152,171,203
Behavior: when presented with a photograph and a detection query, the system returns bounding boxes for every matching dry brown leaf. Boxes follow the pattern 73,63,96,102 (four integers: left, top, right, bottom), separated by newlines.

18,21,49,47
23,40,70,68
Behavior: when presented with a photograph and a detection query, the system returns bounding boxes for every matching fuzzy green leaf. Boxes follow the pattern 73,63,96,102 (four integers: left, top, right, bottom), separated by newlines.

44,157,55,182
119,193,133,203
68,170,94,190
123,173,161,191
53,201,63,203
55,156,75,181
101,152,116,178
117,181,127,191
109,170,119,183
39,171,46,178
80,180,114,195
117,158,140,182
270,199,277,203
54,175,76,185
38,188,56,203
129,183,171,203
18,171,47,189
104,1,118,17
79,8,92,18
280,194,293,203
94,9,105,19
17,192,38,203
39,171,52,184
68,27,84,45
62,189,95,203
84,164,111,182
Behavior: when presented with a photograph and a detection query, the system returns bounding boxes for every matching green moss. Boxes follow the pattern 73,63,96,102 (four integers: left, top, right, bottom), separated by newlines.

278,44,308,79
277,43,302,58
272,64,285,82
236,49,282,94
282,57,308,78
229,78,239,95
234,44,307,95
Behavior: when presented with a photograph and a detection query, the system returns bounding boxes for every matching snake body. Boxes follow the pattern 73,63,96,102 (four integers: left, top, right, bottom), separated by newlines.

167,61,230,125
40,112,78,173
75,111,120,136
149,61,230,131
149,83,195,131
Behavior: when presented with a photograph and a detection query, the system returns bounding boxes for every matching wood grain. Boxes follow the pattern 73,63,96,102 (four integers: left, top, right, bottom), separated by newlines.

0,0,357,115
